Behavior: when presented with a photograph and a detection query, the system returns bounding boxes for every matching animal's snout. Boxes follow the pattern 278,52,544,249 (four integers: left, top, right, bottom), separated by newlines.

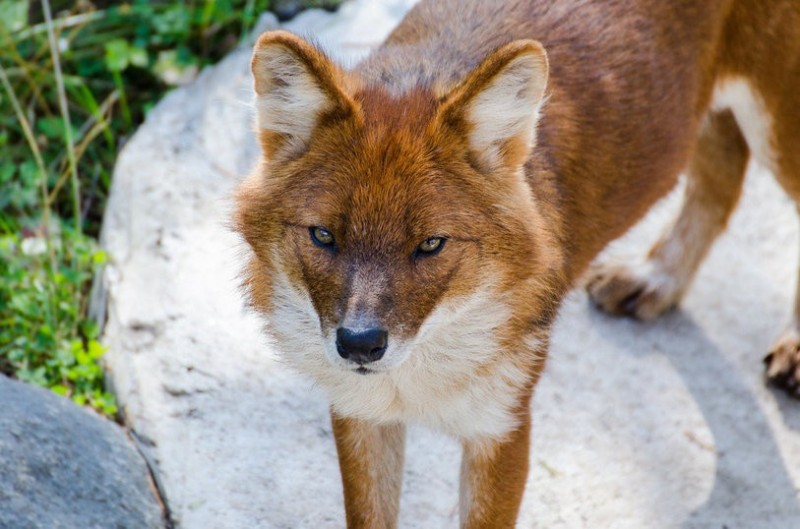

336,327,388,364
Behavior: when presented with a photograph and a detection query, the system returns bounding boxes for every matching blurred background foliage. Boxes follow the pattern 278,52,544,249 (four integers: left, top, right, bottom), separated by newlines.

0,0,340,417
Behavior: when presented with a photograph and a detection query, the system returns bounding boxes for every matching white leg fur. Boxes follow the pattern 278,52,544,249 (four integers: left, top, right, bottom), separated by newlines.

711,77,777,173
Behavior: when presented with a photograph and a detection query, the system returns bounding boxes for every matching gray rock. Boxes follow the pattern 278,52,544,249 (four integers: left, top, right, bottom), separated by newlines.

0,375,164,529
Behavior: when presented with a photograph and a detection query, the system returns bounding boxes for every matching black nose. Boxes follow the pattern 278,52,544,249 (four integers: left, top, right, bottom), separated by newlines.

336,327,388,364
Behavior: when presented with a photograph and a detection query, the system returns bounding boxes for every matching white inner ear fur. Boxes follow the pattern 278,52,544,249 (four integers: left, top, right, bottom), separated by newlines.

465,53,548,170
252,45,331,157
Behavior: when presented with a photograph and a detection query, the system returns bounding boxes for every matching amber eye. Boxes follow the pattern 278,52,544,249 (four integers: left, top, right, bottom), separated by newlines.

416,236,446,256
310,226,335,248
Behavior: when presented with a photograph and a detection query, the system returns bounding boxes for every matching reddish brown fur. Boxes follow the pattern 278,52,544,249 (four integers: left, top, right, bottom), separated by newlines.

236,0,800,526
238,39,562,347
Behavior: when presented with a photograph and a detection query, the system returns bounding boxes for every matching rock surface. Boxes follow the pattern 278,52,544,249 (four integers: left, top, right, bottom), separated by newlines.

0,375,164,529
98,1,800,528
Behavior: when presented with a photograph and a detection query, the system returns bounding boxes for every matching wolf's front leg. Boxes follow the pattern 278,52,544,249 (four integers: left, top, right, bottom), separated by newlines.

331,414,406,529
460,412,531,529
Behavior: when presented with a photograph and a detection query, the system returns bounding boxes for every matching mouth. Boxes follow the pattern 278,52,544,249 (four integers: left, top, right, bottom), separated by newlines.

354,366,377,375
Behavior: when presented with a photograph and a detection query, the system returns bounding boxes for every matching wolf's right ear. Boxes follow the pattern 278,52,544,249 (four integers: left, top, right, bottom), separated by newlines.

251,31,357,161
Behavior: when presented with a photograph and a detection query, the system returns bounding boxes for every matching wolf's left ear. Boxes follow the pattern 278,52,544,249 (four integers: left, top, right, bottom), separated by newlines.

439,40,548,173
251,31,357,161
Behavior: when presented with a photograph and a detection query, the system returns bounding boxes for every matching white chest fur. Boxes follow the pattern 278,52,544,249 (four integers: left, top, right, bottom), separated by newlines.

266,270,538,441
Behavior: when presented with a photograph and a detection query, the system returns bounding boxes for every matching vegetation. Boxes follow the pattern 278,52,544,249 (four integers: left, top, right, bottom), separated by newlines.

0,0,336,416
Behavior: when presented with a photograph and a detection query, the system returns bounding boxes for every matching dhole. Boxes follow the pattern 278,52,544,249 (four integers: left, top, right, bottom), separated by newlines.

235,0,800,526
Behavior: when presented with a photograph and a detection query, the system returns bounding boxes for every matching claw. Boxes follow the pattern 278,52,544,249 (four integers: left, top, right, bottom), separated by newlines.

764,333,800,399
620,289,644,316
586,262,683,321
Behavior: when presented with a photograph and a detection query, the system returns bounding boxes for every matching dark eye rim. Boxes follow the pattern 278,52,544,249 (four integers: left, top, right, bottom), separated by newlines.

309,226,335,249
414,236,447,258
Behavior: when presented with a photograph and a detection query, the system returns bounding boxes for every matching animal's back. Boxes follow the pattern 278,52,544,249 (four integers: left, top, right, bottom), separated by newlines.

360,0,738,277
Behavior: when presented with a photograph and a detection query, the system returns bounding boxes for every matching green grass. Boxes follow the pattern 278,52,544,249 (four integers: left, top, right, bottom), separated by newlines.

0,226,115,414
0,0,338,417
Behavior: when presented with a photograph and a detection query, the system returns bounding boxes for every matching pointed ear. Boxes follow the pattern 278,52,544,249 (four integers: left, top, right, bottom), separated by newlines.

251,31,357,161
438,40,548,173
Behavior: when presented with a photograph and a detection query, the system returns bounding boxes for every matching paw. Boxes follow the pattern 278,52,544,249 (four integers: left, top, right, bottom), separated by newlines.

764,330,800,398
585,262,685,321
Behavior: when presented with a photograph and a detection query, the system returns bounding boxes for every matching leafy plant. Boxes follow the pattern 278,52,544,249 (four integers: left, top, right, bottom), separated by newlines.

0,224,117,415
1,0,274,235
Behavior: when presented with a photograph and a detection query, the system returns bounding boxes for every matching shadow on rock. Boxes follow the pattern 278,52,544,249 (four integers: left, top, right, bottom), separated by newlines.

586,306,800,528
774,391,800,433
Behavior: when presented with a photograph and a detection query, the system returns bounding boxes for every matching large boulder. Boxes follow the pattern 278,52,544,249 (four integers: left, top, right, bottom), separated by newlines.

97,0,800,527
0,375,164,529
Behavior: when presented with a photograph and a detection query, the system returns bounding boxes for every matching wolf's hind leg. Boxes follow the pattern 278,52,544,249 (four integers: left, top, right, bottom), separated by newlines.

587,110,749,320
764,93,800,396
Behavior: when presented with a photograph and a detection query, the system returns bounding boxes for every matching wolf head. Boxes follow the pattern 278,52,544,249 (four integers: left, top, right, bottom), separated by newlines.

235,31,562,405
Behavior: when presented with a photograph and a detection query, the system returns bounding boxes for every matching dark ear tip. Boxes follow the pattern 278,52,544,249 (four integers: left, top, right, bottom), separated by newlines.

251,31,324,77
251,30,341,86
252,31,297,79
253,30,307,53
250,31,327,95
502,39,546,55
497,39,549,73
